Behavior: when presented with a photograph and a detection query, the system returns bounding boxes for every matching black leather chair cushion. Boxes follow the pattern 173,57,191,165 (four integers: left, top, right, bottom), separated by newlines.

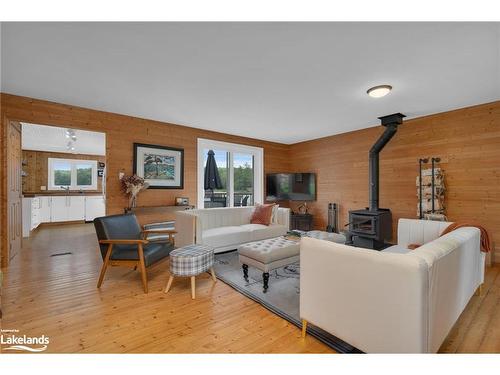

93,213,173,266
94,213,142,258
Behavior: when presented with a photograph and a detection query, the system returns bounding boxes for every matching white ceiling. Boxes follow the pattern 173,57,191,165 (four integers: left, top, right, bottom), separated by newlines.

21,122,106,156
2,22,499,144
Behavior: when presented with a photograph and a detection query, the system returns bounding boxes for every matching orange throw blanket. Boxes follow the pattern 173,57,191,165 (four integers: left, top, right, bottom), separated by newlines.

440,222,491,253
408,222,491,253
409,222,491,253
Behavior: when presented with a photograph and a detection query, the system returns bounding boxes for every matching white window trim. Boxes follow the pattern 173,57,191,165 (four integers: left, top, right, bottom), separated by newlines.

48,158,98,191
197,138,263,209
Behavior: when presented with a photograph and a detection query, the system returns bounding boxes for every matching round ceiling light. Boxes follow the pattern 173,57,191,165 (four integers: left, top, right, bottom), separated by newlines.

367,85,392,98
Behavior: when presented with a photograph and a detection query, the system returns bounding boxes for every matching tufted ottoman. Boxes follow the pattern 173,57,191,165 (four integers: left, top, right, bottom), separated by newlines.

238,237,300,293
164,244,216,299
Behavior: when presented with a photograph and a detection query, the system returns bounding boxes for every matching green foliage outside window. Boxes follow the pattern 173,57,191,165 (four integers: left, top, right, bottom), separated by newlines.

54,170,71,186
214,162,253,193
77,167,93,186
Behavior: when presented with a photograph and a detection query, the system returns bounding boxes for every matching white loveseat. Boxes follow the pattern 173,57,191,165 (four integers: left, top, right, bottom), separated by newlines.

175,206,290,253
300,218,485,353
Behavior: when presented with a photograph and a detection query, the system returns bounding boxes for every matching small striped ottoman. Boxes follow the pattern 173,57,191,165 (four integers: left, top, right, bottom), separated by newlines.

164,244,216,299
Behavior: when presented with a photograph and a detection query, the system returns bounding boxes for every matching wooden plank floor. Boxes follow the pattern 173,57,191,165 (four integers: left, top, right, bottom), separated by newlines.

0,223,332,353
1,223,499,353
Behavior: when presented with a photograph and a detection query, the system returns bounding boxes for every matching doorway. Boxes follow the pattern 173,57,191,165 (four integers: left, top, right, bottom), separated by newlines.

19,123,107,238
0,122,107,270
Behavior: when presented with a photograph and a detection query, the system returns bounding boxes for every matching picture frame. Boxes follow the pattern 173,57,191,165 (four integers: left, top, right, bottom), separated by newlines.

133,143,184,189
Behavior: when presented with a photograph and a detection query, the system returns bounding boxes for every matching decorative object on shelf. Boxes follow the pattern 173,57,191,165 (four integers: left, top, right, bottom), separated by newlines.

175,197,189,206
133,143,184,189
417,157,446,221
120,174,149,209
297,202,309,214
97,170,104,178
98,162,105,168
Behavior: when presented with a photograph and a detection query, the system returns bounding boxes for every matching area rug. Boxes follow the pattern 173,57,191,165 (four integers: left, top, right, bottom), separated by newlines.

213,251,362,353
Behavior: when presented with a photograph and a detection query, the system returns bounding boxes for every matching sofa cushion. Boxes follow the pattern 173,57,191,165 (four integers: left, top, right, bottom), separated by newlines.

250,203,275,225
240,223,287,241
202,226,252,248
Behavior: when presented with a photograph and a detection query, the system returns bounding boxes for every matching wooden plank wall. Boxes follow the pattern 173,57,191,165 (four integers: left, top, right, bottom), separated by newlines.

0,93,291,267
22,150,106,194
289,101,500,263
1,93,499,266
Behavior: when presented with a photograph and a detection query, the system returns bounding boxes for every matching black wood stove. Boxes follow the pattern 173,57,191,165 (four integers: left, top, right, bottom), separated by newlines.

347,113,406,250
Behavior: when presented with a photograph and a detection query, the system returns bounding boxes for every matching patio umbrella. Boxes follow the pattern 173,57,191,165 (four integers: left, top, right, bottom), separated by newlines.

204,150,223,204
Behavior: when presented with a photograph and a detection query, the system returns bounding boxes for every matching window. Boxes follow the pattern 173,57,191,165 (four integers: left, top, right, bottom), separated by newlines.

197,139,263,208
48,158,98,190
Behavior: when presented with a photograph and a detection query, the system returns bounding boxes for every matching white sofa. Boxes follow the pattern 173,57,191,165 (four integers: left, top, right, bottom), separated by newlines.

175,206,290,253
300,218,485,353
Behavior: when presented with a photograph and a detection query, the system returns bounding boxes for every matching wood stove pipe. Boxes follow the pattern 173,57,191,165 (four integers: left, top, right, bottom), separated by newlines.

369,113,406,211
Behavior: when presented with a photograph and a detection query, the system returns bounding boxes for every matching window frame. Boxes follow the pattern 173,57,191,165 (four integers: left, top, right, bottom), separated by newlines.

197,138,263,209
48,158,98,191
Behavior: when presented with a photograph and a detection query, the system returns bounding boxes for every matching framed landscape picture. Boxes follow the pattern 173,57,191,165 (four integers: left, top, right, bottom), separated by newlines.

133,143,184,189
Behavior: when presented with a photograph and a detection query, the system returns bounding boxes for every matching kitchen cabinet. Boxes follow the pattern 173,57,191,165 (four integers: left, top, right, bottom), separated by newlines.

85,196,105,221
23,195,105,231
22,198,32,237
39,196,51,223
50,196,86,222
31,197,41,230
22,197,42,237
50,196,69,222
67,196,85,221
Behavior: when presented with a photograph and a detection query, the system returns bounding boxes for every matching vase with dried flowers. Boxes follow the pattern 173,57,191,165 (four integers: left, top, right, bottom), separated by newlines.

120,174,149,209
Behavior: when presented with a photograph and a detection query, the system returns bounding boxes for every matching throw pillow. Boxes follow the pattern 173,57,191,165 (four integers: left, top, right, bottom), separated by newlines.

271,204,279,224
251,204,275,226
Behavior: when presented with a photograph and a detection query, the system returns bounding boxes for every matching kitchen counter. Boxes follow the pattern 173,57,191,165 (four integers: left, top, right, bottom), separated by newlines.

23,192,104,197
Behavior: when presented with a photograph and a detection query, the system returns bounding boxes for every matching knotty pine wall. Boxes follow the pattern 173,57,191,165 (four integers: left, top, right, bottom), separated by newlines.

289,101,500,262
0,93,291,267
1,93,499,267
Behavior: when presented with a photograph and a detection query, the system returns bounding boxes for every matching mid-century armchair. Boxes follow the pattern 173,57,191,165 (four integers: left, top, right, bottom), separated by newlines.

93,213,175,293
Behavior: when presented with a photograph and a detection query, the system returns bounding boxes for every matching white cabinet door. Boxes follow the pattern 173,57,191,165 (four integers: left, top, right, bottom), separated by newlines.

31,197,41,230
50,196,69,222
67,196,85,221
85,196,105,221
22,198,33,237
39,196,52,223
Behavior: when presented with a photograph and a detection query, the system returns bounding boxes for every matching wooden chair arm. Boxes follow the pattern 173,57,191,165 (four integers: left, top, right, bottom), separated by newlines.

99,239,149,245
142,229,177,235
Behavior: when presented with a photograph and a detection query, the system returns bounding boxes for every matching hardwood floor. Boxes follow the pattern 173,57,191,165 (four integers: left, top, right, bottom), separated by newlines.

0,224,331,353
1,223,499,353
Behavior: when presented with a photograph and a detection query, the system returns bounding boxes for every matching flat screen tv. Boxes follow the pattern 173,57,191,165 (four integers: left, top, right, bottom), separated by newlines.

266,173,316,202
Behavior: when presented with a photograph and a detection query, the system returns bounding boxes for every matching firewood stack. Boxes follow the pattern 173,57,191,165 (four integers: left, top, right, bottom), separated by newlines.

416,166,446,220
